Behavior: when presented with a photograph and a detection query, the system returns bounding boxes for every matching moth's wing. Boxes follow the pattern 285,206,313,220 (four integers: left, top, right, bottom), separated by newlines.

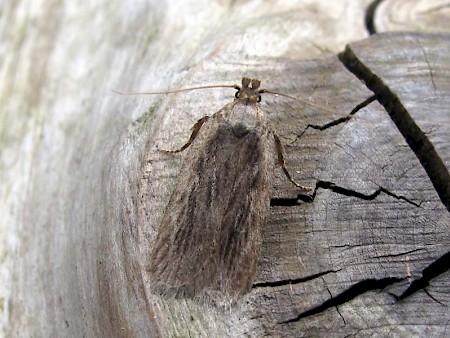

150,113,273,303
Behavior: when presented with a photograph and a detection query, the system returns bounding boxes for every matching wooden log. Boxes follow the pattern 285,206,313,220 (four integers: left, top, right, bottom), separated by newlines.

1,1,449,337
373,0,450,33
138,32,450,336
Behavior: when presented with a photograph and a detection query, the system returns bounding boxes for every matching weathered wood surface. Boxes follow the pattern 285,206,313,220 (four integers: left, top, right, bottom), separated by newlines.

373,0,450,34
1,1,449,337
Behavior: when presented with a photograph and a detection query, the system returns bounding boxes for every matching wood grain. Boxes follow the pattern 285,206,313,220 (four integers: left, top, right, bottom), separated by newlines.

373,0,450,34
139,35,450,336
1,1,449,337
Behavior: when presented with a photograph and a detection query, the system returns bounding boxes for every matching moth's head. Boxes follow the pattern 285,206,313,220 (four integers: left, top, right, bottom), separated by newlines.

235,77,262,103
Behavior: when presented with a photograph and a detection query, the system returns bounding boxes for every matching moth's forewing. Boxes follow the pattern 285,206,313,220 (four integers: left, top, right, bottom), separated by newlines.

150,101,273,303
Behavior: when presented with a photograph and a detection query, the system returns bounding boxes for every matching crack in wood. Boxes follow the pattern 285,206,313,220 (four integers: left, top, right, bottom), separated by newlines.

395,250,450,301
369,248,425,259
313,180,409,203
338,45,450,212
364,0,385,35
280,277,404,324
270,194,312,206
252,269,341,289
291,95,376,144
271,179,420,207
424,289,445,306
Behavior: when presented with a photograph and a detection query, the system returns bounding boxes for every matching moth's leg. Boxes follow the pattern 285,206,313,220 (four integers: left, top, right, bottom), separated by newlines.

272,133,313,191
160,116,210,153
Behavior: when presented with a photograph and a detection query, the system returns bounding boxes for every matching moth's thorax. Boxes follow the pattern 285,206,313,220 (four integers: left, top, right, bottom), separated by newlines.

220,100,267,131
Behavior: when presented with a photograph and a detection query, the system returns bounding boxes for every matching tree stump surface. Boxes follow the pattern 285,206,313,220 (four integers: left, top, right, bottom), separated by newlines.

140,32,450,337
1,1,449,337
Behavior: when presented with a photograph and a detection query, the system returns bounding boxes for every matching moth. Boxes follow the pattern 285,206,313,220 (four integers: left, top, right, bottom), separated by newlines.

146,78,312,304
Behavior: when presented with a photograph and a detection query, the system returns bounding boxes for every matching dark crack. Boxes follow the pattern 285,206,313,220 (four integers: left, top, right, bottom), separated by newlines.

416,38,437,92
365,0,385,35
326,285,347,325
280,277,404,324
330,244,353,249
370,248,425,259
270,194,313,206
314,180,420,207
271,180,420,207
339,45,450,212
293,95,376,143
252,269,341,289
424,289,445,306
395,250,450,301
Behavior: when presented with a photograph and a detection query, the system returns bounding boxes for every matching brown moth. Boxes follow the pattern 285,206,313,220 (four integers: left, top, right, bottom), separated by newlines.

148,78,312,305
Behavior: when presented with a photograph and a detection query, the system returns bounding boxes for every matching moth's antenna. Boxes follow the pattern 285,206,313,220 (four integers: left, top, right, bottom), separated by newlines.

112,84,240,96
261,89,336,115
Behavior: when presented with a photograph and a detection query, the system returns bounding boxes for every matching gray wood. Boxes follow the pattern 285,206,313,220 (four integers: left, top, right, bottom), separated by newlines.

341,32,450,211
2,1,449,337
1,1,373,336
140,33,450,337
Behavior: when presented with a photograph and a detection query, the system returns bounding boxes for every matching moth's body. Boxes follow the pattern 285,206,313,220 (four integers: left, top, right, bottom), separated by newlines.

150,78,310,304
